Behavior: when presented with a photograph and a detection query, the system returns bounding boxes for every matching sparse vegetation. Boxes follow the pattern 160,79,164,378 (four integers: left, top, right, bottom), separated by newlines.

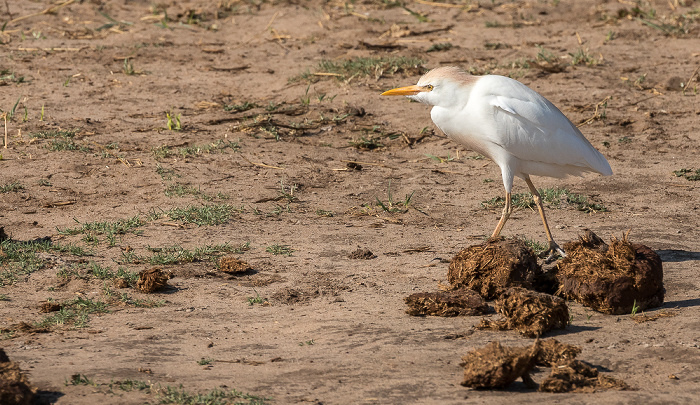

427,42,453,52
0,181,23,193
293,56,424,82
153,139,239,160
247,290,269,306
36,297,109,329
673,168,700,181
166,111,182,131
375,181,414,213
0,238,91,286
164,204,242,226
482,188,607,213
266,244,294,256
66,375,268,404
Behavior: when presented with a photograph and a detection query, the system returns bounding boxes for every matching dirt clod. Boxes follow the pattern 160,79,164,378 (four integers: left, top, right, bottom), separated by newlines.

136,268,171,293
556,230,664,314
539,359,631,393
404,288,488,317
0,348,36,405
477,287,569,338
219,256,252,274
113,278,130,289
38,301,61,313
348,248,376,260
448,238,541,300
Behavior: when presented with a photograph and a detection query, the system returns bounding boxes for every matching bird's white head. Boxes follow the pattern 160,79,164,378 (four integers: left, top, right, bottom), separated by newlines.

381,66,477,108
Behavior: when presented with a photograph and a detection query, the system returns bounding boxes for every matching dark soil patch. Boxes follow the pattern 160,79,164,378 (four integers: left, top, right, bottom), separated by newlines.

348,248,376,260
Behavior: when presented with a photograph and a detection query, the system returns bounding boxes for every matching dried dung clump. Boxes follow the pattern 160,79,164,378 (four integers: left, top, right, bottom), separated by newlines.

477,287,569,338
38,301,61,313
113,277,130,288
460,341,539,389
536,339,582,366
219,256,252,274
348,248,376,260
460,339,629,392
404,288,488,317
448,238,540,300
136,267,171,293
539,359,630,393
556,230,664,314
0,348,36,405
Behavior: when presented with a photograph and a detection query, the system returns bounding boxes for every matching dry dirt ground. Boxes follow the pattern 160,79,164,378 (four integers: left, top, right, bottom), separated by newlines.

1,0,700,404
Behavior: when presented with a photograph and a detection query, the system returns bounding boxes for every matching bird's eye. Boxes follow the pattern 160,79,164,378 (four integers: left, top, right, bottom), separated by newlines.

425,84,434,91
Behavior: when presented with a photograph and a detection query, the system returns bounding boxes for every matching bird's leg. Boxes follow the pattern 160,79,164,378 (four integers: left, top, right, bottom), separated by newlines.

524,176,566,262
490,192,511,239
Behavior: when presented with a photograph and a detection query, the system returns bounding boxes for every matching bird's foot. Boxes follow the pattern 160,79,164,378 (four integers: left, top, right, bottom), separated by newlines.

540,241,566,263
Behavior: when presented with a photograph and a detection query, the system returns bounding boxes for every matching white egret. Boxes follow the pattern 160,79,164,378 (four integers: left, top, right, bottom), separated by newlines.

382,66,612,260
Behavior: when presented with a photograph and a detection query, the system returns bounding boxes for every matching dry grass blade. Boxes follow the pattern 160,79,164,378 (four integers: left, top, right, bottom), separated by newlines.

7,0,76,26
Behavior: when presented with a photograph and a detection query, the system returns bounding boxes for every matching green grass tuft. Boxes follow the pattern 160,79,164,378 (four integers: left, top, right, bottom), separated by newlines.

481,188,607,213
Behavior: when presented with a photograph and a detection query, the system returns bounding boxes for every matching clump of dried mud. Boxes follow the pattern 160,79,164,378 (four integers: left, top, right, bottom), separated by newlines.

348,248,376,260
219,256,252,274
0,348,36,405
460,339,629,392
404,288,489,317
448,238,540,299
556,230,664,314
477,287,569,338
136,267,171,293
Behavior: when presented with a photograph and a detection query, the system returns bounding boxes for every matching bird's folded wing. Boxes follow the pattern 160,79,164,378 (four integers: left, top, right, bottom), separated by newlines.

489,95,611,175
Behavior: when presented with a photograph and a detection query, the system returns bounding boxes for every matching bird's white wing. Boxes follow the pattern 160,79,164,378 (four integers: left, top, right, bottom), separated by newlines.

484,78,611,176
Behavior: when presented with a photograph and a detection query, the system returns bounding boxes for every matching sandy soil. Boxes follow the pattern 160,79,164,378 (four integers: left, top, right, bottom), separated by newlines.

1,0,699,403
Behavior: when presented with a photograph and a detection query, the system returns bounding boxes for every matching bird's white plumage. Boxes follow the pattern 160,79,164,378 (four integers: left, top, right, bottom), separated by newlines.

381,66,612,259
413,70,612,192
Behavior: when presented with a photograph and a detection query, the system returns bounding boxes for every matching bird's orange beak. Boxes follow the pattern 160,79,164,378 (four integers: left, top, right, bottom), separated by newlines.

381,85,424,96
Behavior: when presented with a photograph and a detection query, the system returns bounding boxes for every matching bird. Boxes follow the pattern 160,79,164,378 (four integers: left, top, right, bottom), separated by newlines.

381,66,612,260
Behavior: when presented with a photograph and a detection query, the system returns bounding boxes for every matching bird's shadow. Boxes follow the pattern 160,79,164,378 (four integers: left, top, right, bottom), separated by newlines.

545,324,601,338
657,249,700,262
660,297,700,309
34,389,64,404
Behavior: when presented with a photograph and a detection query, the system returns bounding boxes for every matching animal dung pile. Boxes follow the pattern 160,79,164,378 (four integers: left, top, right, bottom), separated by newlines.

0,348,36,405
539,359,631,393
460,339,629,392
536,338,581,366
556,230,664,314
460,341,540,389
448,238,540,299
38,301,61,313
404,288,489,317
477,287,569,338
136,267,171,293
219,256,252,274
